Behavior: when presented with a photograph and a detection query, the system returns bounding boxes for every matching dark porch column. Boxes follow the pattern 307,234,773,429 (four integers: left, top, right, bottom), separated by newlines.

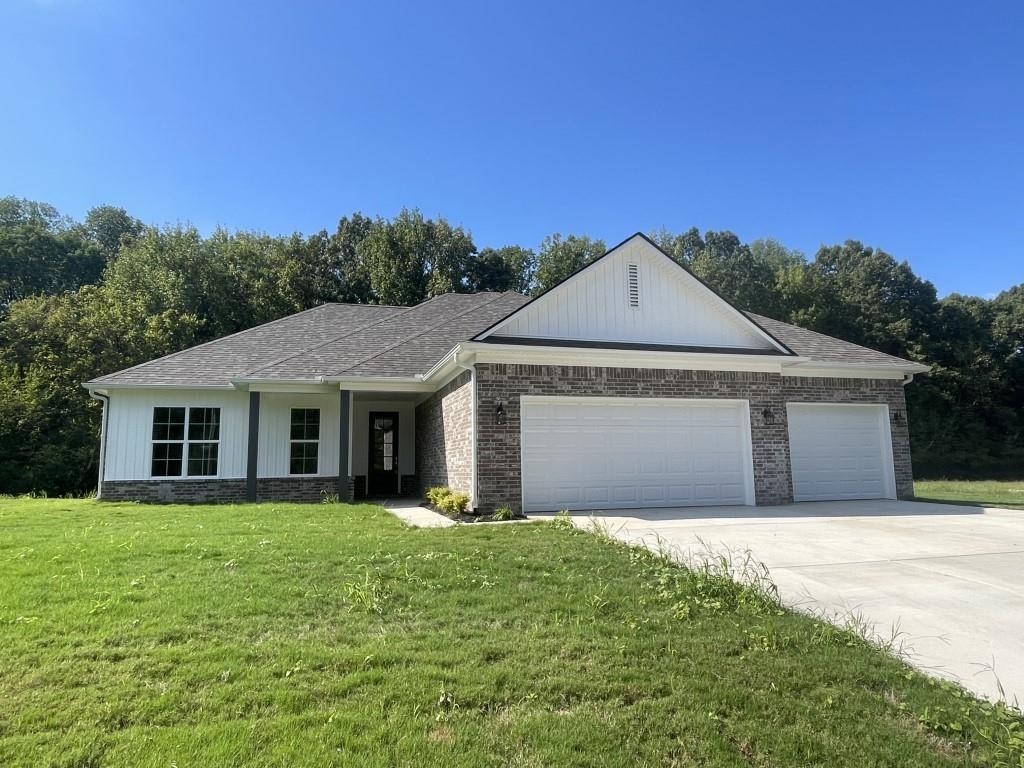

246,391,260,502
338,389,352,500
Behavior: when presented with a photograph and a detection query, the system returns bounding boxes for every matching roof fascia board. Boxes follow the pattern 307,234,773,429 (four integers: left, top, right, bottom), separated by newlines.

782,362,929,378
81,382,236,392
459,341,805,373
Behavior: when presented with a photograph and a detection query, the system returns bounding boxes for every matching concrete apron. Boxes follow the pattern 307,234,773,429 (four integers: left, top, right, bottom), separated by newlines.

537,500,1024,705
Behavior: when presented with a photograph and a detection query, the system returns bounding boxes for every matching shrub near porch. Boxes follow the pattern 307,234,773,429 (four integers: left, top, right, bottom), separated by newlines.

1,499,1021,767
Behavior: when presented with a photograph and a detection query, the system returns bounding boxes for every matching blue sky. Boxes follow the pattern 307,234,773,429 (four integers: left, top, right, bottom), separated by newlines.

1,1,1021,298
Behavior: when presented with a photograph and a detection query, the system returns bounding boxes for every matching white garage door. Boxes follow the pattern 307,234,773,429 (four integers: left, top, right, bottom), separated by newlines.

787,403,896,502
520,396,754,512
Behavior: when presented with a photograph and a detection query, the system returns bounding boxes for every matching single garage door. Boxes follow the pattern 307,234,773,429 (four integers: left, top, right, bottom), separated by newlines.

787,403,896,502
520,396,754,512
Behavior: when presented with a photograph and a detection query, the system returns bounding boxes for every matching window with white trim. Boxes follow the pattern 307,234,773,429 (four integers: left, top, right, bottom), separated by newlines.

289,408,320,475
151,406,220,477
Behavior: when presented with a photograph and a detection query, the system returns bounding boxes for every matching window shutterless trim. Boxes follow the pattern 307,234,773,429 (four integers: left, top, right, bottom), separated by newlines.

289,407,320,476
150,406,221,478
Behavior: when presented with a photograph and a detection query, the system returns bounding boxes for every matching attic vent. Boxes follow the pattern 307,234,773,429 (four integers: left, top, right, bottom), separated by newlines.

627,263,640,308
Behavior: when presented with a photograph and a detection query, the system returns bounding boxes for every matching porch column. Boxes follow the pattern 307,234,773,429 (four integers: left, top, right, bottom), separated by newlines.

338,389,352,500
246,391,260,502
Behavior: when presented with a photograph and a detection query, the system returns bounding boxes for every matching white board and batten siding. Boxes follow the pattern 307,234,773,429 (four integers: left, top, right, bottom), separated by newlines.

256,392,341,478
787,403,896,501
488,237,779,351
103,389,249,480
520,396,755,512
103,390,350,481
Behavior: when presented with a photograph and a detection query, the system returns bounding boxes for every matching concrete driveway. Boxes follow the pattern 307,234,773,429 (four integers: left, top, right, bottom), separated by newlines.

547,500,1024,704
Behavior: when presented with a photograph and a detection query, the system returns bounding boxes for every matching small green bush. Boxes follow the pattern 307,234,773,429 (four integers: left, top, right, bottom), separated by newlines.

426,486,452,506
436,491,470,515
492,506,515,521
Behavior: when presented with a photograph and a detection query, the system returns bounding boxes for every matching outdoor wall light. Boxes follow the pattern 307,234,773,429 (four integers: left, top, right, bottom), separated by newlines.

495,400,506,425
891,410,904,425
761,407,775,425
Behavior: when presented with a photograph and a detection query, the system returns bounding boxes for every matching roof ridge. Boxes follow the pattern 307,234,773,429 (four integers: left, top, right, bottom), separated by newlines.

89,303,344,383
327,292,508,377
241,303,419,378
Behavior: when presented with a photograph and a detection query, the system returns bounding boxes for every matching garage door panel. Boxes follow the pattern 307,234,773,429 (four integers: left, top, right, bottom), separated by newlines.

521,397,752,512
787,404,895,502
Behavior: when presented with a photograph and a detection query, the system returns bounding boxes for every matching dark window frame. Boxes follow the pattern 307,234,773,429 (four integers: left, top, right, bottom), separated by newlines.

151,406,220,478
289,408,320,476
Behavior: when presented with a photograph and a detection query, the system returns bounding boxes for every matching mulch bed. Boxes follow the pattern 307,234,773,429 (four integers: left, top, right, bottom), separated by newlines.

422,502,528,524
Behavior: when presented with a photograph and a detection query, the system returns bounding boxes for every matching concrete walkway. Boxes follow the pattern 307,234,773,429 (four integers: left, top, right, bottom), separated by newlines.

536,500,1024,704
382,500,456,528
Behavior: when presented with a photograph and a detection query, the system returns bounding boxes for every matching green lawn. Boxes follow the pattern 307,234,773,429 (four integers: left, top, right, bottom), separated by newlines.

1,499,1021,767
915,479,1024,510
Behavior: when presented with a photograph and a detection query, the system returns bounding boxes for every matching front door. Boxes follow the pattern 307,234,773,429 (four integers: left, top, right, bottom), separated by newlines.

368,411,400,496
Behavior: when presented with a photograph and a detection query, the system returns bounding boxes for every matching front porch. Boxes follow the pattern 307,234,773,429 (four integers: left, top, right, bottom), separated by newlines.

244,386,424,503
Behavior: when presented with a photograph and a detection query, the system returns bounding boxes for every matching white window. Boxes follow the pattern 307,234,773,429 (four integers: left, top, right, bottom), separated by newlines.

151,407,220,477
289,408,320,475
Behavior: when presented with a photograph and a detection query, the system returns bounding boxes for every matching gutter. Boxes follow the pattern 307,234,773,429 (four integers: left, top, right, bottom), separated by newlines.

88,390,110,500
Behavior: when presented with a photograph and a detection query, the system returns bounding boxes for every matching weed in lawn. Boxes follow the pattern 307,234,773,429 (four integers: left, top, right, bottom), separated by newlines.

491,506,515,521
343,568,393,615
551,509,575,531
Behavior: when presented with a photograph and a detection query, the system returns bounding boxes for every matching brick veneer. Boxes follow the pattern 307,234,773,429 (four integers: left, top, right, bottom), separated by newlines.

474,363,913,512
415,371,474,497
100,475,352,504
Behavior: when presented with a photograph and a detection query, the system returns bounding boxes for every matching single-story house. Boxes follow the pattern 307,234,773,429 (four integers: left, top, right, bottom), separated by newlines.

83,233,929,511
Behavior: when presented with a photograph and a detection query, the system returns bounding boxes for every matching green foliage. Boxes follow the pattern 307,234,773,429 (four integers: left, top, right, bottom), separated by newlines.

435,491,470,515
425,486,452,506
533,233,606,294
491,505,515,521
551,509,575,531
359,208,476,305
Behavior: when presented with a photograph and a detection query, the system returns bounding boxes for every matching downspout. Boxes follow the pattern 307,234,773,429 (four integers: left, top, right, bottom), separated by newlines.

902,373,915,386
453,346,478,511
88,391,110,500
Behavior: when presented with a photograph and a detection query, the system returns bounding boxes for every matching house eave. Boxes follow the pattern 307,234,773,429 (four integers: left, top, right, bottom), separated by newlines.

82,382,237,392
455,341,810,373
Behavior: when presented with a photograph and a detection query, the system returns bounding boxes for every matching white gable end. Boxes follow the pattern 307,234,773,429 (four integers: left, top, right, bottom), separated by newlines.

486,236,780,350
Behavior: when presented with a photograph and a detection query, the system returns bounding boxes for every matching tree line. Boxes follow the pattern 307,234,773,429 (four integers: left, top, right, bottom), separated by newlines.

0,196,1020,494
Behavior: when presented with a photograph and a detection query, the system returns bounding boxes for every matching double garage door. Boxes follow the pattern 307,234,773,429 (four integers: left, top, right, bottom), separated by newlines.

520,396,896,512
521,397,755,512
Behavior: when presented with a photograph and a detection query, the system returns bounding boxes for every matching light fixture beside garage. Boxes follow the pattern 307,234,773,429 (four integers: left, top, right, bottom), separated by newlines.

891,410,904,425
761,407,776,425
495,400,506,425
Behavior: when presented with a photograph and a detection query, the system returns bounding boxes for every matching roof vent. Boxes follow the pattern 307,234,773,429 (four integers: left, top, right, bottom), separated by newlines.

627,263,640,308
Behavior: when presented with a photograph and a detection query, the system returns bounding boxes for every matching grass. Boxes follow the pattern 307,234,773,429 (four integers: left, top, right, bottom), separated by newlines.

1,499,1022,767
914,479,1024,510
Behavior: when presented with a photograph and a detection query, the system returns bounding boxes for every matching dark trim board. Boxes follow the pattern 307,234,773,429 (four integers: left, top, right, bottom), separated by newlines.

483,336,787,355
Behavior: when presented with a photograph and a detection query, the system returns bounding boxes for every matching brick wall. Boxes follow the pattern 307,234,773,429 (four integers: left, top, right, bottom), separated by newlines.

415,371,474,497
100,475,352,504
474,363,913,512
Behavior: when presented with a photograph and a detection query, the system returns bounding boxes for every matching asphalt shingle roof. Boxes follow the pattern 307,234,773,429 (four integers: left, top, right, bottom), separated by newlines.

87,293,923,387
89,293,531,386
746,312,922,369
